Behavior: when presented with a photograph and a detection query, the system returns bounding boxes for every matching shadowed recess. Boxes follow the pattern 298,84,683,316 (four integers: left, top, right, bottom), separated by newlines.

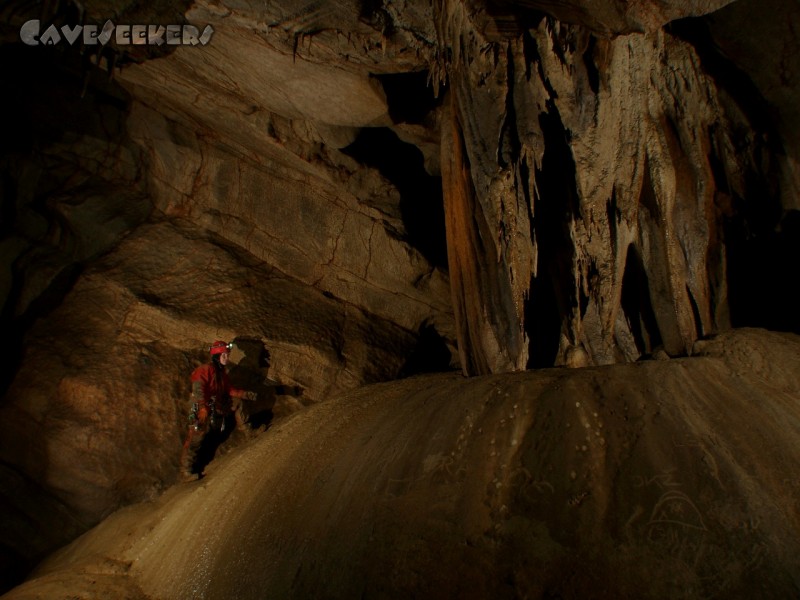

375,70,442,124
726,210,800,334
526,106,581,368
0,46,137,399
398,322,453,377
621,244,663,356
342,128,448,269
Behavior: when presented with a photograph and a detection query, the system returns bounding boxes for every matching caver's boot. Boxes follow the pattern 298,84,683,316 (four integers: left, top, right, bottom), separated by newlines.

179,468,199,483
179,427,203,482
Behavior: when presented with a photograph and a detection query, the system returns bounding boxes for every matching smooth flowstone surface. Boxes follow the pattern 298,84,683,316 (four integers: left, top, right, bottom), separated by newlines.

6,329,799,599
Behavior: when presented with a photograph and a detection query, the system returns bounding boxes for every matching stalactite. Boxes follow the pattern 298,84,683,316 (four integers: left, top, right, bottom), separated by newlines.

431,2,778,373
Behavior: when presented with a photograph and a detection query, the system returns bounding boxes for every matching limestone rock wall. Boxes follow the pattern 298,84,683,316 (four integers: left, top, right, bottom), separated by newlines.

0,2,457,582
123,102,453,337
0,216,427,578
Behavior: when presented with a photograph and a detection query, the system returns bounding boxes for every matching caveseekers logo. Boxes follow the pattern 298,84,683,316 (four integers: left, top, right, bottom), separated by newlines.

20,19,214,46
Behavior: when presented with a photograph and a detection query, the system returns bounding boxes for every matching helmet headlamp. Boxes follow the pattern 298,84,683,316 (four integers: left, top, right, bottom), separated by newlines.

209,340,233,355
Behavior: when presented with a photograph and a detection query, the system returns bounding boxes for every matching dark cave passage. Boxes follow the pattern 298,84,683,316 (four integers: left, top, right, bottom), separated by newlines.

397,322,453,378
0,45,138,399
669,15,798,335
726,210,800,334
342,127,448,270
375,70,442,125
525,272,561,368
526,106,581,368
620,244,663,356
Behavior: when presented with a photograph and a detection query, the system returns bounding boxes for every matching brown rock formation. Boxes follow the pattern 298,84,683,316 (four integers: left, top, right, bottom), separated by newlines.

436,1,793,374
0,213,442,574
484,0,738,36
0,7,456,582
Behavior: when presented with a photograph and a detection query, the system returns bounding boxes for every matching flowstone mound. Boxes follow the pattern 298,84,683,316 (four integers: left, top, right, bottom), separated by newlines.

7,329,799,599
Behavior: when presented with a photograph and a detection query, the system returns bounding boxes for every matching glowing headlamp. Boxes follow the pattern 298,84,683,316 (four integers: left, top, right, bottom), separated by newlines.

209,340,233,355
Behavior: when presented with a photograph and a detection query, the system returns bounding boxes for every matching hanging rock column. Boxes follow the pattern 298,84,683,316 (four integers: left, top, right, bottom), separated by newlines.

435,0,774,374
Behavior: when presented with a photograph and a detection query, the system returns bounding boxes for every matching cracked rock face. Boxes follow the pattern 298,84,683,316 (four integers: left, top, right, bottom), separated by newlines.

0,0,798,593
0,218,422,539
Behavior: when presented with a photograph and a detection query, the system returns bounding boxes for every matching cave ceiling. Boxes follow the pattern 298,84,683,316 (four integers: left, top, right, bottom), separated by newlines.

2,0,797,376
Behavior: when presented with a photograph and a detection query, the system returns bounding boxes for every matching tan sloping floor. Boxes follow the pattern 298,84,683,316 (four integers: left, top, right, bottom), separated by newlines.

5,328,800,599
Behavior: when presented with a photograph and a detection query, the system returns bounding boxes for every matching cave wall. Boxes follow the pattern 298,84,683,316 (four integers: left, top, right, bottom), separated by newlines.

435,0,796,374
0,1,457,584
0,0,798,592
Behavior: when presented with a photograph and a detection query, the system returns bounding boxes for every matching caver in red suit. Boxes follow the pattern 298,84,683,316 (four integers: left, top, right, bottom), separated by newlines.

180,340,252,480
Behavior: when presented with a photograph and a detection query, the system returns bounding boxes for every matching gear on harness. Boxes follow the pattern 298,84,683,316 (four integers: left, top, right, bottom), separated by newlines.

188,402,200,431
208,395,217,429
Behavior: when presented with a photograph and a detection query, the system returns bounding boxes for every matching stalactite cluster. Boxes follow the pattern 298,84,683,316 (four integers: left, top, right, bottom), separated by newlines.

434,1,779,374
